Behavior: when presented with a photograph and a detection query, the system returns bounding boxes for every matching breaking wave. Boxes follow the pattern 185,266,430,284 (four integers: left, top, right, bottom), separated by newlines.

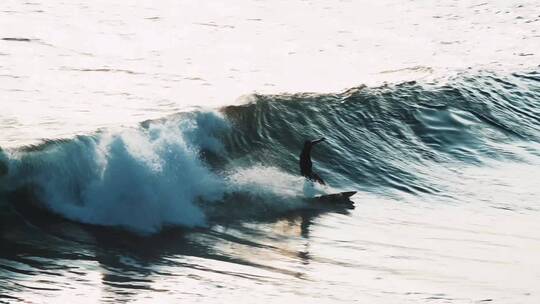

1,70,539,234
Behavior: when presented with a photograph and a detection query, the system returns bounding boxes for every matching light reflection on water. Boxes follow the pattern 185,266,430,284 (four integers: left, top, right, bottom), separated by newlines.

1,0,540,303
1,0,539,147
2,167,540,303
1,130,539,302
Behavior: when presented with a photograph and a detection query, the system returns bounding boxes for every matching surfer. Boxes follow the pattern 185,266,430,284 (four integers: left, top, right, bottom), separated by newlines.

299,138,326,185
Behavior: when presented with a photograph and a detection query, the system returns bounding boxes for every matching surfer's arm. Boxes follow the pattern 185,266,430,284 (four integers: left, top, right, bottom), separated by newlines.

311,137,326,145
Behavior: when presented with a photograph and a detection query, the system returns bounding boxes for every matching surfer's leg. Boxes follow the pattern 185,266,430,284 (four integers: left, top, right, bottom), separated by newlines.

310,173,326,185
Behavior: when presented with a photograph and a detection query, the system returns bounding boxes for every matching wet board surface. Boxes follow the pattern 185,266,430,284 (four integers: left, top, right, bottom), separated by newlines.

309,191,357,207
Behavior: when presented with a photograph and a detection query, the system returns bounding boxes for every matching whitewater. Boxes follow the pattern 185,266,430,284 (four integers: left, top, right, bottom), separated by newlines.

1,0,540,303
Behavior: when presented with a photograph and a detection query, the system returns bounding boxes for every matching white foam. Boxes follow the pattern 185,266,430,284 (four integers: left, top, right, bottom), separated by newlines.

9,112,229,234
225,165,334,210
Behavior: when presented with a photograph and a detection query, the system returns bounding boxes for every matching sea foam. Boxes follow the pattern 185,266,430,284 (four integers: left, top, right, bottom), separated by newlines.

5,112,229,234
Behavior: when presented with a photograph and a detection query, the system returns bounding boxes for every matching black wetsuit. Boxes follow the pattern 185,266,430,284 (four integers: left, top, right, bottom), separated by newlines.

299,139,325,185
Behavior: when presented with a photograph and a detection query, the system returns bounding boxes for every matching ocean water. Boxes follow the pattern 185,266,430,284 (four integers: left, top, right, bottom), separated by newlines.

1,0,540,303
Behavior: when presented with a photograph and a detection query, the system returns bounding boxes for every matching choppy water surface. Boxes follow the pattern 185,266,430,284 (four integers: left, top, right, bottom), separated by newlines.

2,0,539,147
1,0,540,303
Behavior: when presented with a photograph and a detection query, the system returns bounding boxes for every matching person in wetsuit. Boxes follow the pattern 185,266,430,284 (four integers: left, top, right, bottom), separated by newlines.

299,137,326,185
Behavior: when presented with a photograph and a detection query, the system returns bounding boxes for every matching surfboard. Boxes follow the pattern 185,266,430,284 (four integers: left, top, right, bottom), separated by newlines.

309,191,357,206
